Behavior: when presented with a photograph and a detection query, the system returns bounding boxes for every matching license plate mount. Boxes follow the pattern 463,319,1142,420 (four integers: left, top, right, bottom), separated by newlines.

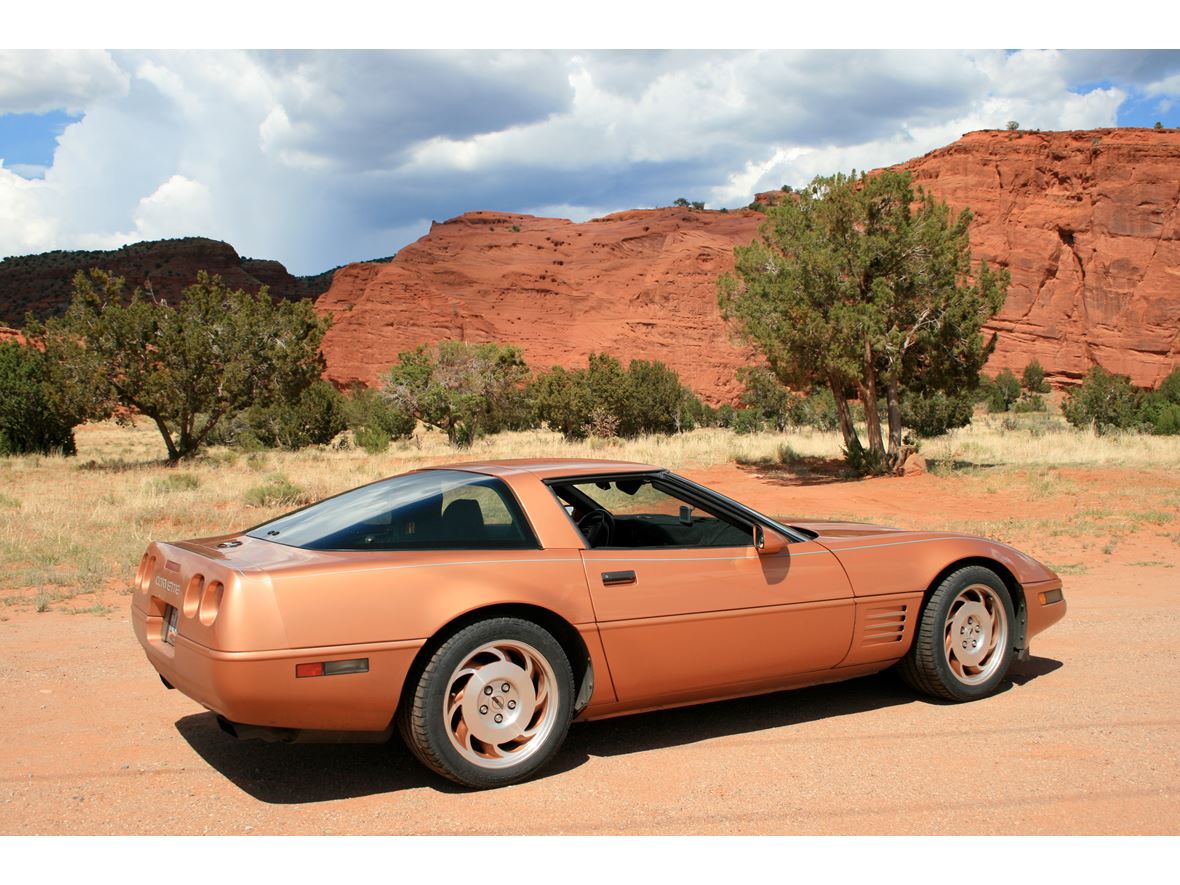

163,604,179,645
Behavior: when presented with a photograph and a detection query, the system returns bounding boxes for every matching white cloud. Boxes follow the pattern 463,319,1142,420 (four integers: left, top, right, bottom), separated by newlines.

0,49,1175,276
0,164,58,254
519,202,625,222
0,50,128,114
1145,72,1180,97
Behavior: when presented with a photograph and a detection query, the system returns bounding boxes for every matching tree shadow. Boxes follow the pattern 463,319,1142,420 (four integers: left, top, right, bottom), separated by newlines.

735,458,854,487
77,457,169,472
176,656,1061,802
925,459,1002,473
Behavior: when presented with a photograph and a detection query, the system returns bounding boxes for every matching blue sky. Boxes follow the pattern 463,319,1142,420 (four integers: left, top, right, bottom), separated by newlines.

2,49,1179,275
0,111,81,177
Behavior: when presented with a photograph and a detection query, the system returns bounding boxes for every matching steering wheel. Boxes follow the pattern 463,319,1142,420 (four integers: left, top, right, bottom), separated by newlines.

577,508,615,548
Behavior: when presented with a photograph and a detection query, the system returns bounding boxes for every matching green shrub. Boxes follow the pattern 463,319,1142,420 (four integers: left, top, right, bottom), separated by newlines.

987,368,1022,413
786,387,838,431
1148,403,1180,435
901,390,974,437
1021,359,1051,393
709,403,733,428
842,438,888,477
737,366,791,431
1137,371,1180,434
383,342,530,447
0,340,78,456
215,380,349,450
731,408,764,435
1012,393,1047,413
529,354,698,440
354,424,392,454
345,384,415,446
1061,367,1139,433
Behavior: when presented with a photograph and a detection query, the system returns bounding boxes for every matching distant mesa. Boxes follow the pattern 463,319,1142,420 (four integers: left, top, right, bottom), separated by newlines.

0,237,339,326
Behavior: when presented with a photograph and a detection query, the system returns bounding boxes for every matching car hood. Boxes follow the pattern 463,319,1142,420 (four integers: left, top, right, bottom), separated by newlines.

786,519,908,540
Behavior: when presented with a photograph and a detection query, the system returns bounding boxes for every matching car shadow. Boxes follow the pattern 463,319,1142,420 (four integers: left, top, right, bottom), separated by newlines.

557,655,1061,764
175,713,465,802
176,656,1062,802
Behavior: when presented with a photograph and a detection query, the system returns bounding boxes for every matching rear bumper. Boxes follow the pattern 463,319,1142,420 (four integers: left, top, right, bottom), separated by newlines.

1022,577,1067,643
132,602,423,732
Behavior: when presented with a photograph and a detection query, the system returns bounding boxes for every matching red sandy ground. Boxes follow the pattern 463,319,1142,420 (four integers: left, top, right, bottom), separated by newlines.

1,466,1177,834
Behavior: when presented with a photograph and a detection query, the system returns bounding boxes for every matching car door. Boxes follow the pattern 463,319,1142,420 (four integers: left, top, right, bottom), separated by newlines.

561,477,856,704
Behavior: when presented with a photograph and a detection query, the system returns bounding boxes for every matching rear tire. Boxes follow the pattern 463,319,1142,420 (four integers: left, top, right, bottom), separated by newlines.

899,566,1016,702
398,617,574,788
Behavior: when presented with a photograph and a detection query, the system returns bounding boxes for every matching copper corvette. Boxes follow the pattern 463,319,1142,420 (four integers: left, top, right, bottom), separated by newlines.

132,459,1066,788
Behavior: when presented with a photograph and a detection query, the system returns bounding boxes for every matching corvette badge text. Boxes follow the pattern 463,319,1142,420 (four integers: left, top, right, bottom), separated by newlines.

153,575,181,595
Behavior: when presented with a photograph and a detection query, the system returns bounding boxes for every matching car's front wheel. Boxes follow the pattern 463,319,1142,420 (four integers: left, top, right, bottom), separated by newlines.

398,617,574,788
899,565,1016,702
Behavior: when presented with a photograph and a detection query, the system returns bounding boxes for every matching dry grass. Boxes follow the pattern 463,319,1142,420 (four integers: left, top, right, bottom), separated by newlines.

2,414,1179,613
923,412,1180,470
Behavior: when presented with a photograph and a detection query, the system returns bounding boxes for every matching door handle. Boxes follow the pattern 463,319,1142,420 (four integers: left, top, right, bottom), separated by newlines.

601,570,636,586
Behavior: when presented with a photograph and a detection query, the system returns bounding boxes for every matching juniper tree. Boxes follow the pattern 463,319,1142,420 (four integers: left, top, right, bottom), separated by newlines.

718,170,1007,473
29,269,329,462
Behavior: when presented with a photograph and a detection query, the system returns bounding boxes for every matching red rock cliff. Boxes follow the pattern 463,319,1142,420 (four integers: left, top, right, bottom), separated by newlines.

898,128,1180,387
317,209,764,402
320,128,1180,397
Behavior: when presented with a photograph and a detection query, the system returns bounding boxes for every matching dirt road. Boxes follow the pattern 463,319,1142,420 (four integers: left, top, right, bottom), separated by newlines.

1,466,1177,835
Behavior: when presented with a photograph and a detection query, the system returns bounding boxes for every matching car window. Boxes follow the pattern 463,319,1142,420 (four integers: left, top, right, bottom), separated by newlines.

553,478,752,549
246,470,537,551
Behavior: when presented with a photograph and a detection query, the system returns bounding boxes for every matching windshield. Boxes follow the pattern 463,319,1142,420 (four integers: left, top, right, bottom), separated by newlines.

245,469,537,551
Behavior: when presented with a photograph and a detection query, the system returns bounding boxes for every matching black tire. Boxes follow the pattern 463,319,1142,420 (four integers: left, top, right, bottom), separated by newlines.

397,617,574,789
898,565,1016,702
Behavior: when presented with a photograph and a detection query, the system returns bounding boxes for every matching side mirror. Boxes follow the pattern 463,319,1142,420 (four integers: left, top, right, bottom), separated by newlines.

754,525,789,555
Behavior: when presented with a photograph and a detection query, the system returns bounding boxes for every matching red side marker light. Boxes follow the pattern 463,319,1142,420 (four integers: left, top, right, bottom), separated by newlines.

295,659,369,678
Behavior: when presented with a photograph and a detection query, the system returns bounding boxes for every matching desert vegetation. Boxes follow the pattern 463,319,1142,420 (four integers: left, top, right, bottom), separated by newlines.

2,410,1180,618
718,169,1009,474
26,269,330,463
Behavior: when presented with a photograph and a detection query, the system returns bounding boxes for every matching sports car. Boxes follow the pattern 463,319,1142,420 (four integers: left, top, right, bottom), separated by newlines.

131,459,1066,788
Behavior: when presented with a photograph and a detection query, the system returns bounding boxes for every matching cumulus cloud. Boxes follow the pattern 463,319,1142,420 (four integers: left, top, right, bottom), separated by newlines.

0,50,129,114
0,49,1178,275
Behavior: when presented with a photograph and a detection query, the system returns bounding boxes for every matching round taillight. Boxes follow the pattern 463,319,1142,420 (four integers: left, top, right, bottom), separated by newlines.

198,581,223,626
183,574,203,618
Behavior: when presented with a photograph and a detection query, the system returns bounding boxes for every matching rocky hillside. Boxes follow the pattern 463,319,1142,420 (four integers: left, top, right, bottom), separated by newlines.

317,127,1180,398
0,237,337,325
897,128,1180,388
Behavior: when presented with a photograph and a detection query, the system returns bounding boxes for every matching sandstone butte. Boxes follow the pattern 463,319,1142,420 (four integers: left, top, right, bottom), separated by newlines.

318,128,1180,401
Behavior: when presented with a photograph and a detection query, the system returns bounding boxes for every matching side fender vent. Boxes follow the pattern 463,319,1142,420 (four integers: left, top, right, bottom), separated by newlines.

861,603,908,646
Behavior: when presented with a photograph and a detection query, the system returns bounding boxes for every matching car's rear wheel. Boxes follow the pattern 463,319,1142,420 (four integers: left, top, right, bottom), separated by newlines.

398,617,574,788
899,565,1016,702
